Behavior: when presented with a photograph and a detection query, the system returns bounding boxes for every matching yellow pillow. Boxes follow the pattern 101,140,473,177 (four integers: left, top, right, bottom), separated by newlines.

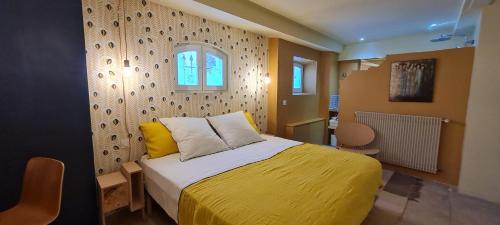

244,112,260,133
139,122,179,159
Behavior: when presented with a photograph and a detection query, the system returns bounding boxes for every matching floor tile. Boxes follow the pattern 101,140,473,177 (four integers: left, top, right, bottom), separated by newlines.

420,180,452,196
400,200,450,225
376,191,408,216
363,190,408,225
382,169,395,186
399,183,451,225
450,191,500,225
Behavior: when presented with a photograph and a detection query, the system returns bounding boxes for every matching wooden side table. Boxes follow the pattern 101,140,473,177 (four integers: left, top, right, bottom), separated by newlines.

97,172,128,225
96,161,145,225
121,162,145,214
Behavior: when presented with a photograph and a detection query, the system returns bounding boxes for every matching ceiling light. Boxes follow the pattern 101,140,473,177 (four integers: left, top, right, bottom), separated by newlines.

359,38,365,41
428,23,440,30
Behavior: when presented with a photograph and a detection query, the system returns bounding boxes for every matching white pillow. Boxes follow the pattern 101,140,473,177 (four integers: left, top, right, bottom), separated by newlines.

207,111,265,149
159,117,229,161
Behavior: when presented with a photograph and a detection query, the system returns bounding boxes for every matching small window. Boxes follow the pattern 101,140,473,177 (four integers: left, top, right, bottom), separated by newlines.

293,63,304,93
175,45,202,91
177,51,199,85
174,43,228,91
292,56,317,95
204,49,227,91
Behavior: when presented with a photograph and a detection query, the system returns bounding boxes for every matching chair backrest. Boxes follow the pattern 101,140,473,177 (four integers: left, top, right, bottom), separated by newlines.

19,157,65,220
336,122,375,147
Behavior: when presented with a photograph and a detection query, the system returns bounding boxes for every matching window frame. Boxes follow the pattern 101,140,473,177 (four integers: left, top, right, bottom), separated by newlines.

292,62,304,93
174,42,229,92
174,44,202,91
203,46,228,91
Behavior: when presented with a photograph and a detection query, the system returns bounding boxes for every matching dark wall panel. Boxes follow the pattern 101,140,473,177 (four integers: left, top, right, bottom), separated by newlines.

0,0,98,224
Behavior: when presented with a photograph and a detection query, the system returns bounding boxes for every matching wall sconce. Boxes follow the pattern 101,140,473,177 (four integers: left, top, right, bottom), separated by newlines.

123,59,132,77
264,74,271,85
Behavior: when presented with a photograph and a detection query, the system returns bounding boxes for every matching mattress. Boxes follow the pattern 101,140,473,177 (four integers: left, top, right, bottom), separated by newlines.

140,135,302,222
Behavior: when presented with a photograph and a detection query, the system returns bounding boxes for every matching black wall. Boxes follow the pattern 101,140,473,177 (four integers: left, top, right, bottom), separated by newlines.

0,0,98,224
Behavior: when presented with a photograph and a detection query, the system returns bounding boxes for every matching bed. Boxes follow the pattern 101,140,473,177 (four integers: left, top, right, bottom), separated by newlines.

141,135,382,225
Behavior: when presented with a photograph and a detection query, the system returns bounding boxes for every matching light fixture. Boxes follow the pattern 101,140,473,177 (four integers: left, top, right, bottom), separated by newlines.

428,22,459,30
123,59,132,77
121,0,130,76
428,23,438,31
264,75,271,85
359,37,365,41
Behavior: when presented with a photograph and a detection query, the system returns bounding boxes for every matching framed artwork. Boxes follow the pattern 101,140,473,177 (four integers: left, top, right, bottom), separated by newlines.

389,59,436,102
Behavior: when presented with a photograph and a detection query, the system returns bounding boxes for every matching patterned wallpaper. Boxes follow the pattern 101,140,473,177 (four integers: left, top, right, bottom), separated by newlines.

82,0,269,174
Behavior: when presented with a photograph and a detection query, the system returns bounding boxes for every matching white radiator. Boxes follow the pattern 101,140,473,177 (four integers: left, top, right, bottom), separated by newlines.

355,111,443,173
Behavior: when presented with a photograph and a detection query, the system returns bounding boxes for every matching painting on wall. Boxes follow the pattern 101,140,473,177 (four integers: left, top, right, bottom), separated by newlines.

389,59,436,102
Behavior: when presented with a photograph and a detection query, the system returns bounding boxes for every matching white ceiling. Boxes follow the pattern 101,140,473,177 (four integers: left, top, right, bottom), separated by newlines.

152,0,338,51
154,0,487,51
250,0,465,44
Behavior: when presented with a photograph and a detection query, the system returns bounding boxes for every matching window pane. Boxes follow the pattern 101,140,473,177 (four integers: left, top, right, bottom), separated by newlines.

177,50,198,86
293,65,303,89
205,52,224,86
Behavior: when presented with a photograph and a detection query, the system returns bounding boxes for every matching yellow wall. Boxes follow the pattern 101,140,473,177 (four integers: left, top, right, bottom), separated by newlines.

339,48,475,185
268,38,335,143
459,0,500,203
267,39,279,135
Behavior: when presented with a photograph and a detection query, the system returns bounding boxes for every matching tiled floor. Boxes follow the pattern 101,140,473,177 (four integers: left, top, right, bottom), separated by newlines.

401,183,500,225
364,171,500,225
108,172,500,225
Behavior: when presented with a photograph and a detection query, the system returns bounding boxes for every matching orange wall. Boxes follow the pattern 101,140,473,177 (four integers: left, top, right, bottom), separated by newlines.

268,38,334,142
268,39,279,135
339,48,475,185
319,52,337,143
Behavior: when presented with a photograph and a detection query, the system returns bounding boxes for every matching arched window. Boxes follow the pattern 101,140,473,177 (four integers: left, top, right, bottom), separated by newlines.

174,43,229,91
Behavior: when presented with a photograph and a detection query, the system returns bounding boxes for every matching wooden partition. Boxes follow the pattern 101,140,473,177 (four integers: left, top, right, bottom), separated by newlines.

339,48,474,185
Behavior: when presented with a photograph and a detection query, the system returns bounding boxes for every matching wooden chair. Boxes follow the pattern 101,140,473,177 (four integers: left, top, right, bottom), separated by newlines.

0,157,65,225
336,122,380,156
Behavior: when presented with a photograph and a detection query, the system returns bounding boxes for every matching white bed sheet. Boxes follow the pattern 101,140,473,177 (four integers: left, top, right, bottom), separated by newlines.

140,134,302,223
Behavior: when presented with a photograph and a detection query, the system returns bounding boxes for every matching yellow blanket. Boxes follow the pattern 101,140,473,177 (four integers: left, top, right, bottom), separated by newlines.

179,144,382,225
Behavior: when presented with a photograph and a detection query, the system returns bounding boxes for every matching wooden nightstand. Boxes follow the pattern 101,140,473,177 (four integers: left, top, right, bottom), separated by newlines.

96,162,145,225
120,161,145,213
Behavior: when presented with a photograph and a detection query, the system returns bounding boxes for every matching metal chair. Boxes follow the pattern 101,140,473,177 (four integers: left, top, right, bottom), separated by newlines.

335,122,380,156
0,157,65,225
